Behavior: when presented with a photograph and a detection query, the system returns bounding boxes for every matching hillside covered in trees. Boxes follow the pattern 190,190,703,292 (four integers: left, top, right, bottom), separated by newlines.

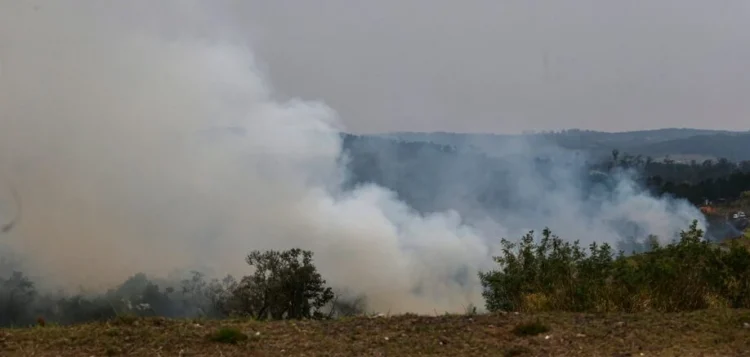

342,131,750,209
341,131,750,245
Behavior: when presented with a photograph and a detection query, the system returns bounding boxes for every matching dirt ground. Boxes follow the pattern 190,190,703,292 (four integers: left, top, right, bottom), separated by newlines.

1,309,749,357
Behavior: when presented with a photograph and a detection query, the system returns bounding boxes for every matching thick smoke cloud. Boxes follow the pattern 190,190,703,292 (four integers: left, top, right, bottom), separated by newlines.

0,1,704,314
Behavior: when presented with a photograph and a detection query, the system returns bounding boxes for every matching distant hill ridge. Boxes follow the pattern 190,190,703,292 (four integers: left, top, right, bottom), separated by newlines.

371,128,750,162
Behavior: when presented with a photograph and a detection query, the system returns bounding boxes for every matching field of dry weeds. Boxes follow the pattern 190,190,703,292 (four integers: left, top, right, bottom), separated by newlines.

1,309,749,357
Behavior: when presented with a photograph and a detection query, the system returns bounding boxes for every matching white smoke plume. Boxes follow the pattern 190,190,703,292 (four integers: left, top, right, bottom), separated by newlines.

0,1,704,313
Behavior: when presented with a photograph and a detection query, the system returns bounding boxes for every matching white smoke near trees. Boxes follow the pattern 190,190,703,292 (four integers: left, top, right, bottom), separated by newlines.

0,1,704,313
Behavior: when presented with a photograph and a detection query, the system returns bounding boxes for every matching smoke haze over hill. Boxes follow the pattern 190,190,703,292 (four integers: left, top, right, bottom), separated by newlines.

0,1,706,313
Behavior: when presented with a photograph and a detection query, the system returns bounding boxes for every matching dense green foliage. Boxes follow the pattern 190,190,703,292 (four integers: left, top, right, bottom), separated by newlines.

651,171,750,205
599,149,750,204
478,220,750,313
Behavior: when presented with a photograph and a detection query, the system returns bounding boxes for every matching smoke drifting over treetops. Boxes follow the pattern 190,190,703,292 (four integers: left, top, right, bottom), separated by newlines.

0,2,704,313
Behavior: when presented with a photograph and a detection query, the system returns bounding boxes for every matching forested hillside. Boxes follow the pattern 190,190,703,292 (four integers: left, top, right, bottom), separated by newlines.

342,133,750,208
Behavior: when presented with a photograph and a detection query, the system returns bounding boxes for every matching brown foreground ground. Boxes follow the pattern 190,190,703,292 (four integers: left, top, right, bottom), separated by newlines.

1,309,749,357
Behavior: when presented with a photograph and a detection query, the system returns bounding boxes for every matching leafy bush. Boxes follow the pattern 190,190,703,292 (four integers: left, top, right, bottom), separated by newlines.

220,248,334,320
479,220,750,313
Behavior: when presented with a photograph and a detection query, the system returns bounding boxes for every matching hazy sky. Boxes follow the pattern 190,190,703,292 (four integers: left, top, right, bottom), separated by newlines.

222,0,750,134
6,1,750,134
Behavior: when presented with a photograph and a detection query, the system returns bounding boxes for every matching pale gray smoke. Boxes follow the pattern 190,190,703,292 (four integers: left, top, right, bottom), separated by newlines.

0,1,705,313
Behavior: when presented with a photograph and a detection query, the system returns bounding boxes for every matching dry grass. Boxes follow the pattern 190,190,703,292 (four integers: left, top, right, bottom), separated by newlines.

1,310,749,356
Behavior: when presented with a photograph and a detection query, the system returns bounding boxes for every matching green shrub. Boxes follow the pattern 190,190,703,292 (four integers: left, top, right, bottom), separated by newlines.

220,248,334,320
479,220,750,313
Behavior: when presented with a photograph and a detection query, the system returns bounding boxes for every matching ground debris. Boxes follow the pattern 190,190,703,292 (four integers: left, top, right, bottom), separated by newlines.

0,309,747,356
